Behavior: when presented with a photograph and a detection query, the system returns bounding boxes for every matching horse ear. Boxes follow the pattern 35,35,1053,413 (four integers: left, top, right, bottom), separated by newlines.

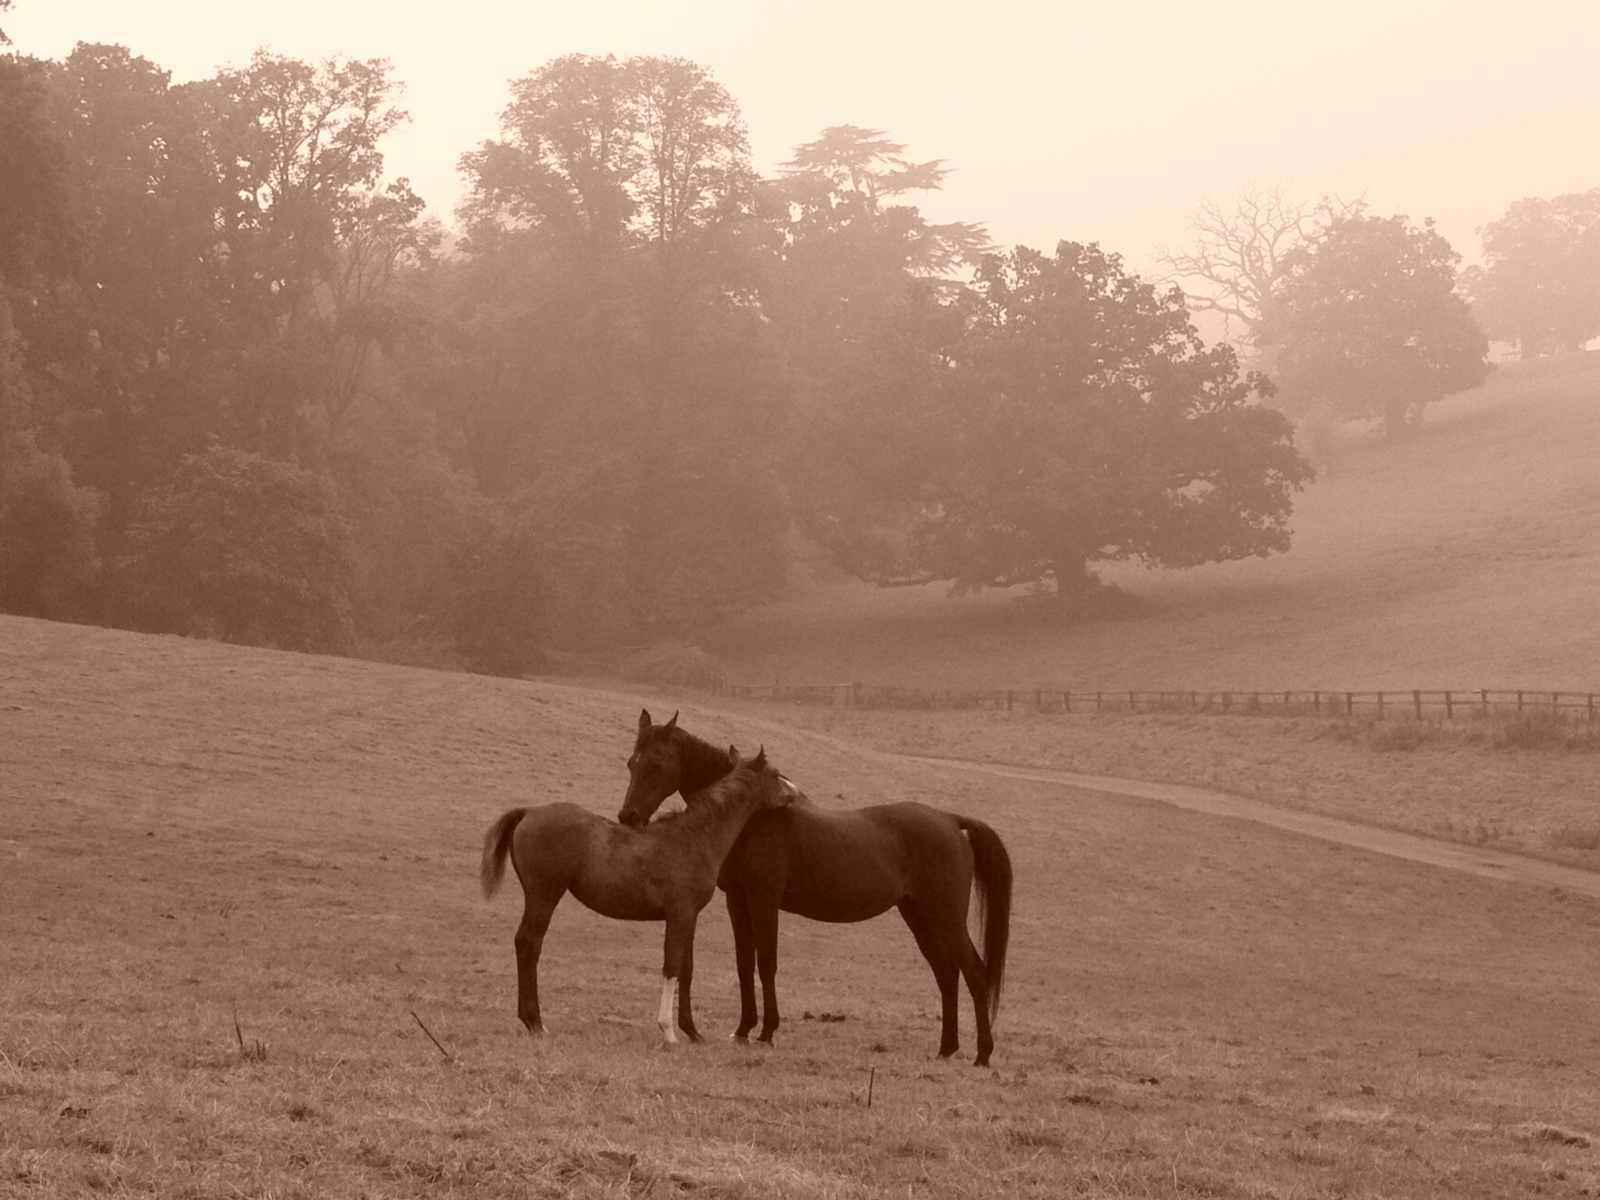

752,744,767,768
664,711,679,734
638,709,652,733
727,744,739,763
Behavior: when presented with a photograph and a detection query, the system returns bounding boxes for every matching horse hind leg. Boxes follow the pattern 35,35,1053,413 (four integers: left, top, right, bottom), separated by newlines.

954,933,994,1067
514,895,558,1034
898,901,962,1060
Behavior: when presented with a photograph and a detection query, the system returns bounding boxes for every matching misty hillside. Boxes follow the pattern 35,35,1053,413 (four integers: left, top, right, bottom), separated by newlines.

701,351,1600,692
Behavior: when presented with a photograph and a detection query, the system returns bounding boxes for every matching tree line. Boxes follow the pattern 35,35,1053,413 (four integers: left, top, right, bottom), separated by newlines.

3,41,1555,670
1156,182,1600,436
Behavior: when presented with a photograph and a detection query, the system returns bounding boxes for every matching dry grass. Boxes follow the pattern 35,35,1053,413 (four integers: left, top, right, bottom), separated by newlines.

6,617,1600,1197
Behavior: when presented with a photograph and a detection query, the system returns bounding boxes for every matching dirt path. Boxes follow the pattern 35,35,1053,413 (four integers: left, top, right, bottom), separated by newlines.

895,753,1600,899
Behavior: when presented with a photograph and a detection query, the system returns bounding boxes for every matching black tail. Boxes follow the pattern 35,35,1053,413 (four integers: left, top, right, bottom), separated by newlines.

480,808,528,899
960,816,1013,1023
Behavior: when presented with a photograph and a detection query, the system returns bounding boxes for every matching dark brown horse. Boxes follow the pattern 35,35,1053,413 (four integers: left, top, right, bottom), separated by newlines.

618,710,1012,1066
481,748,799,1044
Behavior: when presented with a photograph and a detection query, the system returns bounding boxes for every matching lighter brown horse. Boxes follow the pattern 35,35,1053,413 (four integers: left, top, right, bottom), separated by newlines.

481,748,800,1043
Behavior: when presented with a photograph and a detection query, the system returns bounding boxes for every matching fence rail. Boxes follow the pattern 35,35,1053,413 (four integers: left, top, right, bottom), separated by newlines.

714,682,1599,722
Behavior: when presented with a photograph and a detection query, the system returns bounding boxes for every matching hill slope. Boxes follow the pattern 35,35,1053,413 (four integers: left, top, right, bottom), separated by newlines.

702,351,1600,691
5,618,1600,1198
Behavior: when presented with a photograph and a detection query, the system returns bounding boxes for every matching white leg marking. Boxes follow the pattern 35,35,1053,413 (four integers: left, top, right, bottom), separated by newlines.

658,976,679,1044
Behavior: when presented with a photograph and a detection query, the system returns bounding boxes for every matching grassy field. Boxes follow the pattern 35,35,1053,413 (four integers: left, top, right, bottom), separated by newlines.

6,616,1600,1198
700,351,1600,693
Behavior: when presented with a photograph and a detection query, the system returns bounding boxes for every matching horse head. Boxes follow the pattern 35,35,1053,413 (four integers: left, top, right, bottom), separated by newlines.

619,712,803,826
720,745,804,815
618,708,684,827
744,746,795,811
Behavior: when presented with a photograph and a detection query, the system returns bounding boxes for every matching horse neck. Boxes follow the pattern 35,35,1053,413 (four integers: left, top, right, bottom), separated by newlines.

671,729,735,797
681,768,767,856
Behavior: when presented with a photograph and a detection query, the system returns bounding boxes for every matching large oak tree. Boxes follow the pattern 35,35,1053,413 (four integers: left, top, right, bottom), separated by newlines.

826,242,1313,608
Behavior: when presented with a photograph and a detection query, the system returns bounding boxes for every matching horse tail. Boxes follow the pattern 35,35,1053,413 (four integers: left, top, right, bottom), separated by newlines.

480,808,528,899
959,816,1013,1023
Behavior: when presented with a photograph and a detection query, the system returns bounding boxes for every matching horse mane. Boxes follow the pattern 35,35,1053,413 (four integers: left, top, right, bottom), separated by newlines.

667,724,738,795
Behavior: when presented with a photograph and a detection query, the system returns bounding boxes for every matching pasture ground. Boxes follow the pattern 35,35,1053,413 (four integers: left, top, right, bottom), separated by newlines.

5,617,1600,1198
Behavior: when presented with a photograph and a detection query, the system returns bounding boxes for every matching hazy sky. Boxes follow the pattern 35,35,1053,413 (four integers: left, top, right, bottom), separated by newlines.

10,1,1598,273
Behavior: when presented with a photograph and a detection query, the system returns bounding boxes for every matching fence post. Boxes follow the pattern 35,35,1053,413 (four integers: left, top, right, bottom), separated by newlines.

1444,690,1453,720
1590,694,1595,723
1552,692,1560,717
1346,692,1354,716
1413,690,1422,720
1517,690,1524,713
1377,691,1384,717
1481,689,1489,716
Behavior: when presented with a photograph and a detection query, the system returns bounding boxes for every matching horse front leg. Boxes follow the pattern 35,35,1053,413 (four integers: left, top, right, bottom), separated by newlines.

658,911,700,1046
726,888,759,1041
676,933,703,1043
751,899,782,1044
514,896,557,1034
955,934,994,1067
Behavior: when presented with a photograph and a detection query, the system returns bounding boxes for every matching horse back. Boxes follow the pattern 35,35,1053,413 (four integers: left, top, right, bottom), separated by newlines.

723,801,973,922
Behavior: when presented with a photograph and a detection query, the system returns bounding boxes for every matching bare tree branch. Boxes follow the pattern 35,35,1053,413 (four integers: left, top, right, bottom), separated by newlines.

1153,185,1361,355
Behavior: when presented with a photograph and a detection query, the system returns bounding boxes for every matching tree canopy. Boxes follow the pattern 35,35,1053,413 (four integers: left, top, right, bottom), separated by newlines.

1263,213,1489,437
1464,189,1600,358
2,41,1340,662
811,242,1313,605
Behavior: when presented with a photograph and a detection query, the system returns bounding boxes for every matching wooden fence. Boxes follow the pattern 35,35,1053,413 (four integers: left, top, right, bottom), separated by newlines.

714,681,1600,722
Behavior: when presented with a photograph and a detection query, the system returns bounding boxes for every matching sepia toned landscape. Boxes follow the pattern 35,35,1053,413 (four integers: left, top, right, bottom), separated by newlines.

5,5,1600,1196
5,347,1600,1197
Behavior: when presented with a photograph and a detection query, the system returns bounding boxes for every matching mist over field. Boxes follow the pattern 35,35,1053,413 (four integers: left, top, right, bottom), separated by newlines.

6,9,1600,1197
703,352,1600,693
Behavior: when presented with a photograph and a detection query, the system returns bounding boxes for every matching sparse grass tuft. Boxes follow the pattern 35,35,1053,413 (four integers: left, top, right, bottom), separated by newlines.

232,1004,268,1064
1549,823,1600,852
1491,709,1596,751
1523,1122,1593,1148
1367,719,1429,752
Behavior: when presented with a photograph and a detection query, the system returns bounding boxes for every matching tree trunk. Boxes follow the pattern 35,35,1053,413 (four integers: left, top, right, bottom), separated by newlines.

1049,551,1096,614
